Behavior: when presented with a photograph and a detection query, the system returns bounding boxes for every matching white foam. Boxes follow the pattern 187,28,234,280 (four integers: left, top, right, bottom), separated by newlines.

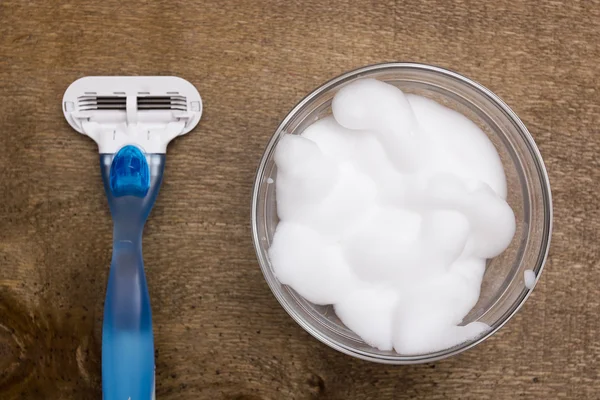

524,269,536,290
269,79,516,354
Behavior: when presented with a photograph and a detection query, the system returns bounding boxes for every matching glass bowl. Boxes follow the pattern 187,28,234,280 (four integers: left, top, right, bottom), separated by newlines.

251,63,552,364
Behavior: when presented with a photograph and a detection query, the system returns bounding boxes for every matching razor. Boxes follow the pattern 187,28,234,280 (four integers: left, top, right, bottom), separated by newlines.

63,77,202,400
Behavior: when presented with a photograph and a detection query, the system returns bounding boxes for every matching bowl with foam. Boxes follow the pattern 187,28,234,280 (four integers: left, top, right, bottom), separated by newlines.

251,63,552,363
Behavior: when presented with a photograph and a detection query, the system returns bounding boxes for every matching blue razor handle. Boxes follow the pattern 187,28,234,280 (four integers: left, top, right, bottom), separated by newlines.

101,145,165,400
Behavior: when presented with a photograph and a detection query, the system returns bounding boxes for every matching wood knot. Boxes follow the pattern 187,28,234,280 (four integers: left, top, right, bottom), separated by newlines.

0,322,25,383
0,291,100,397
307,373,326,395
0,293,36,392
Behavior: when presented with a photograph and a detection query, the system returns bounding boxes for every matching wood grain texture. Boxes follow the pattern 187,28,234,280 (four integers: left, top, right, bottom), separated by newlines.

0,0,597,398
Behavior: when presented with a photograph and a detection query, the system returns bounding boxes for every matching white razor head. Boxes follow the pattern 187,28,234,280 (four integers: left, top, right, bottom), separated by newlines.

63,76,202,153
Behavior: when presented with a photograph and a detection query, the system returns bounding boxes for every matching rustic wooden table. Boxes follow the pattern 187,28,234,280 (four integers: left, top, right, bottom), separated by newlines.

0,1,597,399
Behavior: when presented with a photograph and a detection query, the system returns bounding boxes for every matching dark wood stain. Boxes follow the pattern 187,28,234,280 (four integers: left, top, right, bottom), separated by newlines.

0,292,100,398
0,0,597,399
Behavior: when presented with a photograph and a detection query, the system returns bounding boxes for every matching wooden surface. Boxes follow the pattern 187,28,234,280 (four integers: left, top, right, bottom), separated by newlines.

0,0,598,399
